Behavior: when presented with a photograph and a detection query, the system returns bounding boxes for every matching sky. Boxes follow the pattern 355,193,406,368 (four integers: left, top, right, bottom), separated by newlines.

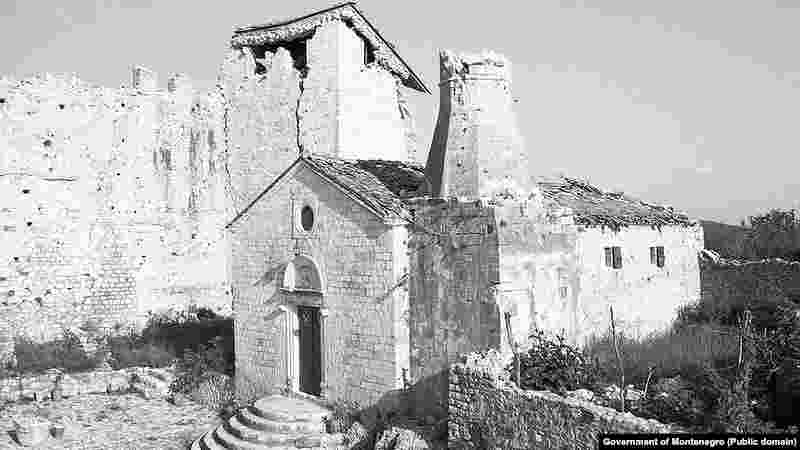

1,0,799,225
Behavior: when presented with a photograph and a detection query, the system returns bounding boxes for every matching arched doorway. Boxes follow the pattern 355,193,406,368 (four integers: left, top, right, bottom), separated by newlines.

282,255,325,396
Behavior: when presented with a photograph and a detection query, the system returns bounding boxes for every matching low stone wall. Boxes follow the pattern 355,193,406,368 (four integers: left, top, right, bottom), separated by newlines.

0,366,174,404
448,351,675,449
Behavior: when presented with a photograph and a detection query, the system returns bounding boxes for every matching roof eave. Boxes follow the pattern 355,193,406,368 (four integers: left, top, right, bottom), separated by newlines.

231,3,430,94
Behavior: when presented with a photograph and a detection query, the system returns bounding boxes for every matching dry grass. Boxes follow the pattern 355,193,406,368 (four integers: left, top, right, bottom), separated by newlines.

585,323,741,386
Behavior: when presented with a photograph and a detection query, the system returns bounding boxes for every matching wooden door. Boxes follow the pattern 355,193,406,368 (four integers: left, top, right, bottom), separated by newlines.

297,305,321,396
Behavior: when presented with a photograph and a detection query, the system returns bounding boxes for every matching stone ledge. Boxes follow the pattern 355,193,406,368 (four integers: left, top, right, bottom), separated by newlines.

0,366,175,404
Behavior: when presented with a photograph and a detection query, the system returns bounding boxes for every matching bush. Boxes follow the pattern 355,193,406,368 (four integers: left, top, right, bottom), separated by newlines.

13,330,100,374
139,311,233,371
107,336,175,369
170,336,232,396
585,324,740,387
514,330,601,395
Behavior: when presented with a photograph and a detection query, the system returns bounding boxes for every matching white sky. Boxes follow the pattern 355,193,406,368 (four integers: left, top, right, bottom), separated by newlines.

2,0,799,225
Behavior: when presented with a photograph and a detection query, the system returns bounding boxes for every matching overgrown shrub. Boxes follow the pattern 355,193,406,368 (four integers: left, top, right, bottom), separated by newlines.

13,330,100,374
139,310,233,371
107,334,175,369
585,324,740,387
169,336,232,396
514,330,601,395
324,399,361,433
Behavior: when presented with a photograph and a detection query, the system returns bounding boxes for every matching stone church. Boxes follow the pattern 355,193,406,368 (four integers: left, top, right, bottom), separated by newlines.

222,2,704,406
0,0,704,407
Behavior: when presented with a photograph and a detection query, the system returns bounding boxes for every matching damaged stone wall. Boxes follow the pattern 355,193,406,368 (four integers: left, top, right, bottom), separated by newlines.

219,46,300,213
449,351,674,449
407,195,583,382
228,163,409,406
699,252,800,315
221,18,412,209
424,50,532,199
0,71,230,360
407,198,502,386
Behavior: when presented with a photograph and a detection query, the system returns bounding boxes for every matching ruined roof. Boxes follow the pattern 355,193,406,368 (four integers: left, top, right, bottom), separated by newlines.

537,177,696,228
304,156,424,219
226,155,423,229
352,159,426,198
231,2,430,94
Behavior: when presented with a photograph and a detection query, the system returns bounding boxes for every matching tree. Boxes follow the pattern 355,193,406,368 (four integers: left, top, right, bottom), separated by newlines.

743,209,800,261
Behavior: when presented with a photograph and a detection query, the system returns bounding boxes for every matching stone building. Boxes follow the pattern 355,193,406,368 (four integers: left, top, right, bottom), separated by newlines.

224,2,704,406
0,0,704,407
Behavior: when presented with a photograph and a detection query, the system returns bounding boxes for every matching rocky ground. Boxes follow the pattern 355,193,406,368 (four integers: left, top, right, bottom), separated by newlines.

0,392,221,449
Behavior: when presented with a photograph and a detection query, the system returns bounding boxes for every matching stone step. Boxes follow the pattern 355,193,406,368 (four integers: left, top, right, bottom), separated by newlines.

199,429,226,450
214,425,266,450
215,421,346,450
225,416,301,446
238,408,325,435
251,395,331,423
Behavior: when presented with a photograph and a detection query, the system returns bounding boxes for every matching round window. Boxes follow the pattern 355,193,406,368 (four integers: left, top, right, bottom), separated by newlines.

300,205,314,231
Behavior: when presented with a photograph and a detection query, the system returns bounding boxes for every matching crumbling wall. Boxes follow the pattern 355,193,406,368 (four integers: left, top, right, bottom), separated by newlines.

219,46,300,213
424,50,532,199
407,194,587,382
699,252,800,314
448,352,673,450
0,71,229,360
407,198,501,385
449,351,674,449
299,20,408,161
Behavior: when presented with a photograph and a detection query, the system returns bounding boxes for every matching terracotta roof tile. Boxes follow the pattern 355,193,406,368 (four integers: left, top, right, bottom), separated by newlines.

537,177,695,228
304,156,424,219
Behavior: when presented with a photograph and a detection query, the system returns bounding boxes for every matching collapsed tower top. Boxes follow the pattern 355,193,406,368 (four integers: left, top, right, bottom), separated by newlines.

231,2,430,94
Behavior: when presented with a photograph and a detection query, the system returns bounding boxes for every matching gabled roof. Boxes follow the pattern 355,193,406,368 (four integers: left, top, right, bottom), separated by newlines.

231,2,430,94
303,156,424,218
537,176,696,228
225,155,425,229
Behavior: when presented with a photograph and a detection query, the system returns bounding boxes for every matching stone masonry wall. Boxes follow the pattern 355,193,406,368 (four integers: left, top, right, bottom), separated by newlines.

228,163,408,405
424,50,532,199
448,351,674,449
0,72,230,360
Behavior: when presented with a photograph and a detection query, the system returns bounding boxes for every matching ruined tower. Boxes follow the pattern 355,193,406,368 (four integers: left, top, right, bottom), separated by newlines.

424,50,532,199
220,2,428,211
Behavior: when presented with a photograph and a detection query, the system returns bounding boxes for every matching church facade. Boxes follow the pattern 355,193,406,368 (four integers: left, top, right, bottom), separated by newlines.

223,2,704,406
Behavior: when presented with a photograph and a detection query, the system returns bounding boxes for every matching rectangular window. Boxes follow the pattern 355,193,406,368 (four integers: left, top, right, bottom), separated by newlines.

604,247,622,268
559,286,568,299
612,246,622,269
650,246,665,268
364,41,376,65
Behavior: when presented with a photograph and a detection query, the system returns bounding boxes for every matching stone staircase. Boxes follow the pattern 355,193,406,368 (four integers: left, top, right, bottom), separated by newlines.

191,395,347,450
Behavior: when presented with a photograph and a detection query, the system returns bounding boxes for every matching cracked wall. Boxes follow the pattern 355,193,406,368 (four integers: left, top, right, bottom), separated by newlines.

221,19,412,213
0,72,230,359
228,163,409,405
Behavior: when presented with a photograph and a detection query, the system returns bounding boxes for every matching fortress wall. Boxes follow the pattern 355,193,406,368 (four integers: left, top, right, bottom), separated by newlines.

0,71,230,360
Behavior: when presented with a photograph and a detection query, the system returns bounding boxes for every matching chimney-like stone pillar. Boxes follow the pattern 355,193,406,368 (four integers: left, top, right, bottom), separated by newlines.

424,50,532,200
